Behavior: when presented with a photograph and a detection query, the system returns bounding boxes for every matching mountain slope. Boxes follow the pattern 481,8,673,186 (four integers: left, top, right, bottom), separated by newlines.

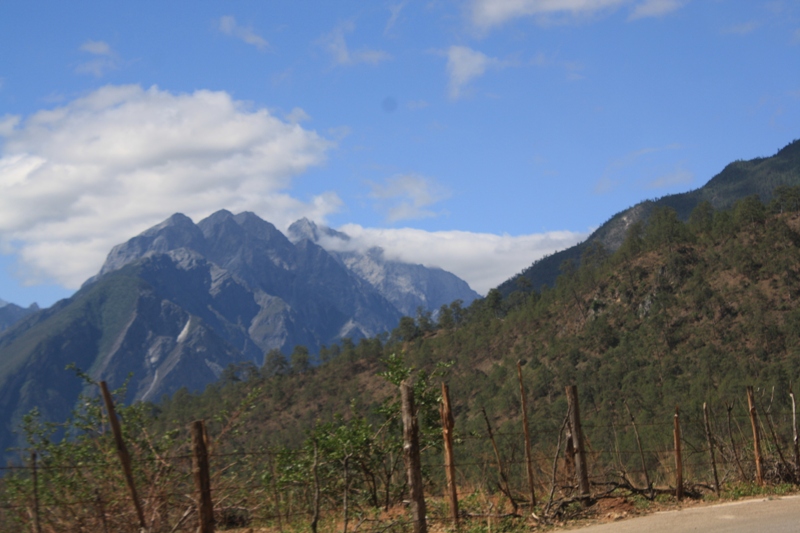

499,139,800,295
0,265,249,456
0,300,39,334
146,196,800,483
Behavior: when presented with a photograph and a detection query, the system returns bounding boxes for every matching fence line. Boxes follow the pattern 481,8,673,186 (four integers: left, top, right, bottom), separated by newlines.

2,378,800,532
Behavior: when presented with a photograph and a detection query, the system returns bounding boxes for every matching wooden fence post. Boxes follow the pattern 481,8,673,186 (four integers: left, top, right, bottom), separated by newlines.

440,382,459,527
311,440,320,533
94,489,110,533
674,407,683,501
746,387,764,486
269,454,284,533
482,408,516,512
517,361,537,509
192,420,215,533
565,385,590,500
703,403,720,496
401,380,427,533
31,451,41,533
99,381,146,530
624,399,652,498
791,392,800,481
726,402,747,481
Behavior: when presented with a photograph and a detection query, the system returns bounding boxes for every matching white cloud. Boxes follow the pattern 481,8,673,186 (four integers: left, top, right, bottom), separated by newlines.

595,144,682,193
75,40,119,77
470,0,629,29
80,40,113,56
446,46,508,100
218,15,269,51
385,1,408,35
0,115,19,136
593,176,620,194
645,167,693,189
285,107,311,123
0,85,336,288
628,0,686,20
326,225,587,294
470,0,688,28
369,174,451,222
320,21,390,66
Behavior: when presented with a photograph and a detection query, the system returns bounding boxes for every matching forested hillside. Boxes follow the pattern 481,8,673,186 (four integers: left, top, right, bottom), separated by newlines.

147,188,800,449
499,138,800,294
5,189,800,532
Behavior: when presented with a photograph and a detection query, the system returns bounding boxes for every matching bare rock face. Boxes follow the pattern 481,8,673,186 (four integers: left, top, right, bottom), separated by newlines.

89,210,405,373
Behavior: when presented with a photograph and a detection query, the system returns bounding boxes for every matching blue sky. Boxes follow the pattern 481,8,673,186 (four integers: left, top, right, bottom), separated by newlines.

1,0,798,307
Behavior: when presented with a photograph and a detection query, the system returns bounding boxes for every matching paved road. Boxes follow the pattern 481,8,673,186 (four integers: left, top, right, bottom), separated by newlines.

569,495,800,532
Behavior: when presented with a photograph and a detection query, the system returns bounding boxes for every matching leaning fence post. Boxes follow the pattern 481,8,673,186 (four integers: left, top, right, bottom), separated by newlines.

703,403,720,496
517,361,537,509
30,451,41,533
624,399,652,499
674,407,683,500
565,385,590,501
99,381,146,530
746,387,764,486
192,420,215,533
482,407,516,512
440,382,459,527
401,380,427,533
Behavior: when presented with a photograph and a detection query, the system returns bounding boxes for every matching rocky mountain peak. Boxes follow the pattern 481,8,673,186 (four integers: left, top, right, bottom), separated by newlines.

287,218,350,244
233,211,288,244
96,212,206,278
0,300,39,334
287,217,318,242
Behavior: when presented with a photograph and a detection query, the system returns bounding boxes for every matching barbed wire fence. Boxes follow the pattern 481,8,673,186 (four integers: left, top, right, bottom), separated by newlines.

1,374,798,533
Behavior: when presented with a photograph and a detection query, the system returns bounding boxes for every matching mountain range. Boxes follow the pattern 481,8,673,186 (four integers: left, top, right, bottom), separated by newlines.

1,138,798,462
0,210,477,458
499,139,800,295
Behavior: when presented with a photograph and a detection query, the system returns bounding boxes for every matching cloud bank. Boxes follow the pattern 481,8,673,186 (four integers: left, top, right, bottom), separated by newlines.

328,225,587,294
0,84,588,297
0,85,335,288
